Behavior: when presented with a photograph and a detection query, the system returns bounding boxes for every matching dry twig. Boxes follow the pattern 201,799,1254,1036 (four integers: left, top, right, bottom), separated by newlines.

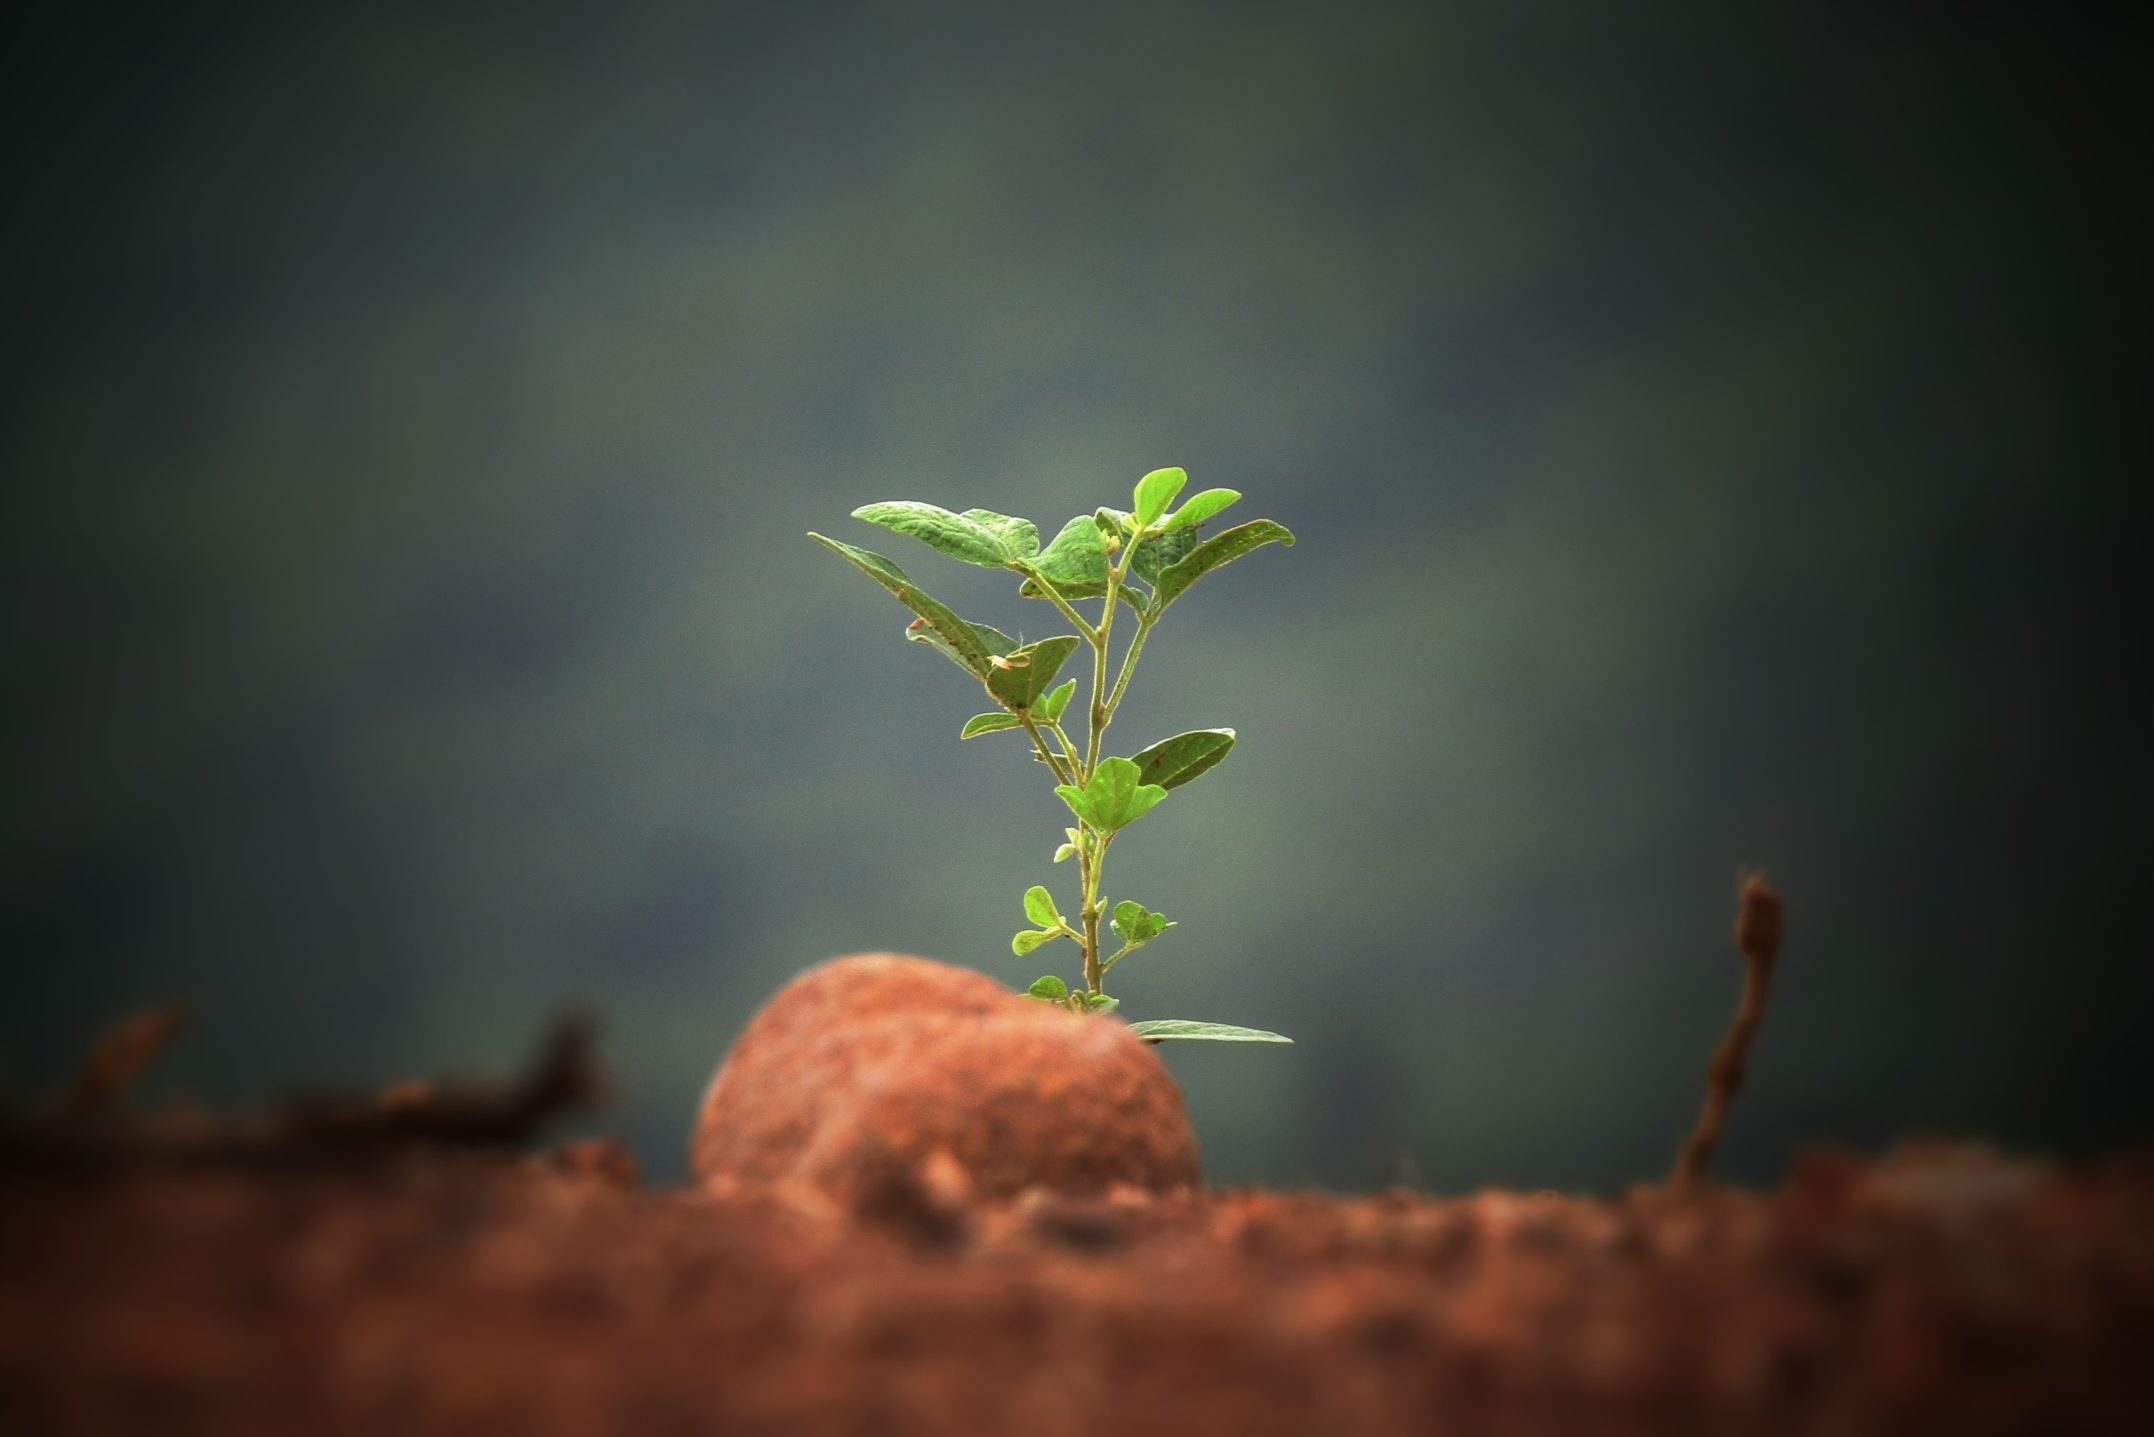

51,1004,195,1122
1672,873,1785,1194
2,1011,605,1173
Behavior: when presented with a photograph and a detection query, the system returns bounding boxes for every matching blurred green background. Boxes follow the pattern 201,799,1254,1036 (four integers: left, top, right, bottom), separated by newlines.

4,2,2140,1190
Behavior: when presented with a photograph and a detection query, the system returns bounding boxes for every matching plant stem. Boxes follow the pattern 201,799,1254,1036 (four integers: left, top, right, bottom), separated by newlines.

1019,717,1074,785
1084,523,1143,777
1086,601,1114,780
1082,900,1103,994
1053,522,1154,998
1671,873,1786,1195
1015,565,1098,645
1104,614,1154,715
1080,831,1112,994
1047,720,1083,771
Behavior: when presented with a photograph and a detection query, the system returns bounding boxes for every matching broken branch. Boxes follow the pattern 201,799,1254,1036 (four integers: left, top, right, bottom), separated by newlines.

1672,872,1785,1195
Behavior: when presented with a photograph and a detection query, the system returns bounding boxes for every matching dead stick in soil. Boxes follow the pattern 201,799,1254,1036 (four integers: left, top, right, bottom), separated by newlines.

1671,873,1784,1195
52,1004,196,1122
4,1011,606,1173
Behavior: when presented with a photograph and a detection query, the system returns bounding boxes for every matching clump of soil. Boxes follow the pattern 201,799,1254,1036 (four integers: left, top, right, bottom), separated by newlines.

692,954,1200,1204
4,1142,2151,1434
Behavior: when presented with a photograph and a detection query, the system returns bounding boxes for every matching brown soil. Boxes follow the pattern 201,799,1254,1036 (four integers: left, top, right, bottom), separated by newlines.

693,954,1200,1203
4,1141,2151,1436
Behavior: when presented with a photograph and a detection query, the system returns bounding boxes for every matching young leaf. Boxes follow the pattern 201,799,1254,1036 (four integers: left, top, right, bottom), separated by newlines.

1110,899,1173,947
1161,488,1240,531
1150,519,1297,610
1012,928,1058,956
852,501,1023,567
961,712,1023,739
808,534,996,677
1129,729,1236,790
1096,757,1170,829
1018,515,1109,594
1039,678,1077,724
1084,993,1120,1014
1127,1020,1293,1044
987,634,1083,713
1053,841,1078,863
958,509,1040,559
1053,783,1101,828
1053,755,1168,832
1023,885,1062,928
1132,467,1188,527
1027,974,1069,1001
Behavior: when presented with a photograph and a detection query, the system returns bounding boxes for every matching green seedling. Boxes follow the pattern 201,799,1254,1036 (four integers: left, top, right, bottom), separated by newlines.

809,467,1294,1045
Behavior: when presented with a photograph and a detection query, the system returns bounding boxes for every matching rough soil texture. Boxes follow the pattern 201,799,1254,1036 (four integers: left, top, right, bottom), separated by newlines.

692,954,1201,1203
4,1142,2151,1436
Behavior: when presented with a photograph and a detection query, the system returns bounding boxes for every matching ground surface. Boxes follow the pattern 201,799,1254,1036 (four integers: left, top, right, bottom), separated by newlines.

3,1142,2150,1435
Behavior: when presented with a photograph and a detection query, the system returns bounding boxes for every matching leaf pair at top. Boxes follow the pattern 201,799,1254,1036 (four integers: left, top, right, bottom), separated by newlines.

1131,466,1243,534
1002,467,1226,594
841,479,1294,623
1014,509,1191,605
1015,482,1263,608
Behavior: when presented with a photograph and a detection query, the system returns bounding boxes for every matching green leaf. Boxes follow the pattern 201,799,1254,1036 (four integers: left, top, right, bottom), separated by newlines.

1129,729,1237,791
1110,900,1173,947
1039,679,1077,724
1026,974,1069,1001
808,534,997,678
1150,519,1297,610
1053,756,1168,832
1012,928,1057,956
1053,784,1099,827
852,501,1024,567
1132,467,1188,527
986,634,1083,713
1131,525,1197,588
1084,993,1120,1014
1161,488,1240,531
1127,1020,1293,1044
961,712,1023,739
1023,885,1062,928
958,509,1040,559
1053,842,1078,863
1018,515,1108,595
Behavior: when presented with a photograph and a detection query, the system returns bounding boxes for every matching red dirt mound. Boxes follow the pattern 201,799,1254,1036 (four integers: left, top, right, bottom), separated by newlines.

691,953,1201,1204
